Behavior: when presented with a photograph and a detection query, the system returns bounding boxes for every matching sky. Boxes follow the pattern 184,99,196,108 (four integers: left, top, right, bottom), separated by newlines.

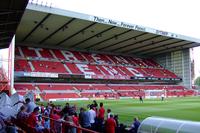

1,0,200,78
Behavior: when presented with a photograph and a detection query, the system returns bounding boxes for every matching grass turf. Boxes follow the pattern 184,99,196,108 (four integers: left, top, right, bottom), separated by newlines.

39,96,200,125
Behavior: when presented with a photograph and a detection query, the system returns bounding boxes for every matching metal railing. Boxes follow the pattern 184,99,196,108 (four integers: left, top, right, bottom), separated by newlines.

43,115,99,133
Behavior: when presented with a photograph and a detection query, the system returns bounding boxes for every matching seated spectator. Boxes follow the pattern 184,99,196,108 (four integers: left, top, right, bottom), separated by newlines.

130,117,140,133
105,114,116,133
27,107,44,132
16,105,29,122
25,98,37,113
119,123,127,133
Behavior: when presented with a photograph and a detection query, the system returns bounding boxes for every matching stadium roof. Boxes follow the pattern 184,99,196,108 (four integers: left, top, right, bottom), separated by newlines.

0,0,28,49
16,3,200,56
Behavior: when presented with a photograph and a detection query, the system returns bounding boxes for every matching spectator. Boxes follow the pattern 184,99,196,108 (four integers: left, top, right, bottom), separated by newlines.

44,105,51,116
114,115,119,127
88,104,96,130
130,117,140,133
114,115,119,132
40,104,45,114
72,112,80,133
16,105,29,122
79,108,91,131
61,102,74,116
105,114,116,133
107,109,112,119
27,107,44,132
43,113,50,129
119,123,127,133
50,109,61,133
93,100,98,108
25,98,36,113
98,102,105,132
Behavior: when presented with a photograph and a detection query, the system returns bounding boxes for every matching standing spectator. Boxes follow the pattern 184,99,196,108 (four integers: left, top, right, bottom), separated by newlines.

50,109,61,133
72,112,80,133
130,117,141,133
25,98,36,113
98,102,105,132
105,114,116,133
114,115,119,127
40,104,45,114
88,105,96,130
44,105,51,116
114,115,119,132
79,108,91,131
43,113,50,129
27,107,44,132
17,105,29,122
93,100,98,108
107,109,112,119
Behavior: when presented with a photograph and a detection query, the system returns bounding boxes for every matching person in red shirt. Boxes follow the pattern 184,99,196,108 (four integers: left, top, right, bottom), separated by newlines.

105,114,116,133
27,107,44,132
72,112,81,133
98,102,105,132
98,102,105,120
50,109,61,133
27,107,39,127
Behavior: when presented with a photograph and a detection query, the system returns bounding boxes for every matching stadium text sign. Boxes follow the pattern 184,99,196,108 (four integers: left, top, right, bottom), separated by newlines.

93,16,146,32
92,16,179,38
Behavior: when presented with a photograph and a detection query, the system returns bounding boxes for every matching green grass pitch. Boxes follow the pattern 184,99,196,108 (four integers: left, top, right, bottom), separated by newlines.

39,96,200,125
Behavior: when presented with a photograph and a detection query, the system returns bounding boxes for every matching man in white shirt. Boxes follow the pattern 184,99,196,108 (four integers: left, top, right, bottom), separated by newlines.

88,105,96,130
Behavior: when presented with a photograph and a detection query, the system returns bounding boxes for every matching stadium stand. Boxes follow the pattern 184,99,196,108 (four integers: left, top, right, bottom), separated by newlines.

14,83,194,101
13,46,194,100
15,46,180,80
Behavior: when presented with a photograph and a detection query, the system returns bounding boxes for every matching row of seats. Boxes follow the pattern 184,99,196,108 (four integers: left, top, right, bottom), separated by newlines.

15,46,161,68
14,83,185,91
14,59,178,79
14,46,180,80
14,83,192,100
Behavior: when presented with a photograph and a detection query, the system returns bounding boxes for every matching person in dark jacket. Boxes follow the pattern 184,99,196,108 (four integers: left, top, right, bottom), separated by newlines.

130,117,141,133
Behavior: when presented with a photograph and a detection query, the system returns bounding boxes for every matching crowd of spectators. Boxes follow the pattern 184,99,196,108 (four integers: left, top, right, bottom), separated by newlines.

1,98,141,133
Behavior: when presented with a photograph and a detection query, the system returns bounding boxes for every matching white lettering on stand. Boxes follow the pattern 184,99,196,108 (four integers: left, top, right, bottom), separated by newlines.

61,51,78,61
76,64,95,75
127,67,143,77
